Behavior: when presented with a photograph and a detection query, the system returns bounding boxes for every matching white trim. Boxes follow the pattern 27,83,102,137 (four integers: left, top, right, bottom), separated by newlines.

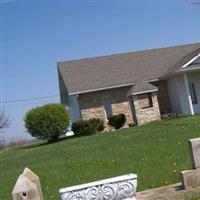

68,79,159,96
181,53,200,68
160,53,200,79
131,89,158,96
176,66,200,73
183,73,194,115
147,78,160,82
59,174,137,193
69,83,136,95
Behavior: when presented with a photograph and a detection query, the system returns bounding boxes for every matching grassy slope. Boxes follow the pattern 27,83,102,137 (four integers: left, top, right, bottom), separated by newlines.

1,115,200,200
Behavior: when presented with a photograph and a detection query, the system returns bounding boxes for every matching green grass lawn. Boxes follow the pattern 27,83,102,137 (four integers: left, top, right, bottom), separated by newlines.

1,115,200,200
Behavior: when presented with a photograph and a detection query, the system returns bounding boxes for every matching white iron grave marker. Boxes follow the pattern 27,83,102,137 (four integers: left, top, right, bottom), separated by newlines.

59,174,137,200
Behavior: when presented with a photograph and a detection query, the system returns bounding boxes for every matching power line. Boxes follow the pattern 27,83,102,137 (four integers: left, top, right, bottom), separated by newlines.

3,101,61,108
0,94,60,104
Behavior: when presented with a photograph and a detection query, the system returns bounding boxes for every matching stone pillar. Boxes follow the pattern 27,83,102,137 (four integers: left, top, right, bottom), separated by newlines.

132,92,161,125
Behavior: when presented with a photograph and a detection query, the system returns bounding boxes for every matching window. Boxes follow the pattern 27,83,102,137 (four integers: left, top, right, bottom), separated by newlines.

103,97,112,119
189,83,198,104
138,93,153,109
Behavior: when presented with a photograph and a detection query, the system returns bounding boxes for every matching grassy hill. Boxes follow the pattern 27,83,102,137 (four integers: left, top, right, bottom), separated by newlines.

1,115,200,200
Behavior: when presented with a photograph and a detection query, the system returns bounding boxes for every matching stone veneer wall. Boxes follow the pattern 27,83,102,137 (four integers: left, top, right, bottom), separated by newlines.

78,86,134,128
152,80,171,114
133,92,161,125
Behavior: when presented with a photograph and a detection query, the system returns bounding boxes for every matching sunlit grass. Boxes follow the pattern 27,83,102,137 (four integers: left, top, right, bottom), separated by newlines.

1,115,200,200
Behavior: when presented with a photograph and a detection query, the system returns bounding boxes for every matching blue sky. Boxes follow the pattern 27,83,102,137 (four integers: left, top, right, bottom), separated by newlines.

0,0,200,142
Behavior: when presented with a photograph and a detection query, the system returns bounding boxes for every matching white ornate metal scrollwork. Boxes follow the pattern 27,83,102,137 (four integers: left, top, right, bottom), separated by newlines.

59,174,137,200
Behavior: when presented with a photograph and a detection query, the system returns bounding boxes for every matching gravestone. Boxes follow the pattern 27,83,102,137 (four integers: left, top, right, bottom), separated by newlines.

180,138,200,190
59,174,137,200
181,168,200,189
189,138,200,169
12,168,44,200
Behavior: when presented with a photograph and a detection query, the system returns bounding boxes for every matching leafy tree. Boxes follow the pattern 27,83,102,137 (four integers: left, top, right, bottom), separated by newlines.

24,103,70,141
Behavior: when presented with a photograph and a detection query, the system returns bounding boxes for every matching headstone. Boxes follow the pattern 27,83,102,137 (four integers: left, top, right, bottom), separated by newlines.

22,168,44,200
59,174,137,200
189,138,200,169
181,168,200,189
12,168,44,200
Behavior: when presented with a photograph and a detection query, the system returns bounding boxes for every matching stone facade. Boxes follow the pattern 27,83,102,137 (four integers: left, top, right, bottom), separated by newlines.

78,85,162,128
132,92,161,125
78,86,134,128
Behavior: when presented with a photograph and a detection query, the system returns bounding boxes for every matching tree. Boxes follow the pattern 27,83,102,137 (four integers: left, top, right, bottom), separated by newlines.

0,110,9,132
24,103,70,141
0,110,9,149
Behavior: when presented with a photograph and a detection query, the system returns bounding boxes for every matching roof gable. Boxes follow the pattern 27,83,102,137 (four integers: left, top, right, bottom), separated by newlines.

58,43,200,94
127,82,158,97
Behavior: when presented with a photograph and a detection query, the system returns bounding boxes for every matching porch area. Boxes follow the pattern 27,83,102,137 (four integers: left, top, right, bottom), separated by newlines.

167,69,200,115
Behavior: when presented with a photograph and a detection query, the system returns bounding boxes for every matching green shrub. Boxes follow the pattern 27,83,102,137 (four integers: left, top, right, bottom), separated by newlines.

24,103,70,141
72,118,104,137
89,118,104,132
108,114,126,129
72,120,95,137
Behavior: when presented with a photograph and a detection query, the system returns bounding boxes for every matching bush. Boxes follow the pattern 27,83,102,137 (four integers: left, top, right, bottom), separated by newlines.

24,103,70,141
108,114,126,129
89,118,104,132
72,120,95,137
72,118,104,137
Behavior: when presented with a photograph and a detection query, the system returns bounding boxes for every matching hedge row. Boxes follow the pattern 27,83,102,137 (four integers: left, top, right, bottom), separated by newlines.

72,114,126,136
72,118,104,137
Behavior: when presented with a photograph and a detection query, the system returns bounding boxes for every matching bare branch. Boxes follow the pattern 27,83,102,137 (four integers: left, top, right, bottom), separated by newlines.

0,111,9,132
186,0,200,5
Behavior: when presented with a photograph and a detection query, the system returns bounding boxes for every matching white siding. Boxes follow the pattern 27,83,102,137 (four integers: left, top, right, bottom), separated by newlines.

167,77,182,113
188,72,200,114
167,71,200,115
176,75,192,114
68,95,81,121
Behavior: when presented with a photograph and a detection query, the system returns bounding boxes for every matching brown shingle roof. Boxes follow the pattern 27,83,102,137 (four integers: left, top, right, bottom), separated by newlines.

127,82,158,97
58,43,200,94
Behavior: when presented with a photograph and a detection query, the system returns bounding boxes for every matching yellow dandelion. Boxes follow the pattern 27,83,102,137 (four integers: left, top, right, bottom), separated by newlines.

173,162,176,166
